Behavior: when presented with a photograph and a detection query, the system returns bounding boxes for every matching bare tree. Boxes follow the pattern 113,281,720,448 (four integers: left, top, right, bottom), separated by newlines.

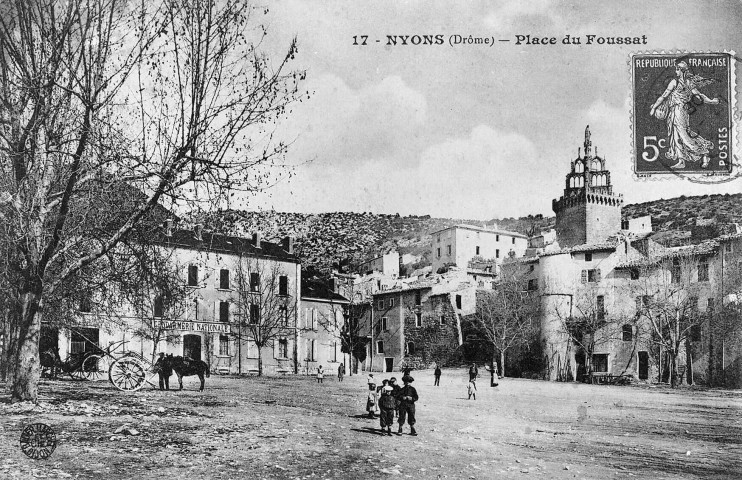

469,268,539,384
632,253,709,388
0,0,302,401
232,257,296,376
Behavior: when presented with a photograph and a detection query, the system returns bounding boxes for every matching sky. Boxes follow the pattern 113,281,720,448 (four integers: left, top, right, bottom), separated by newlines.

239,0,742,220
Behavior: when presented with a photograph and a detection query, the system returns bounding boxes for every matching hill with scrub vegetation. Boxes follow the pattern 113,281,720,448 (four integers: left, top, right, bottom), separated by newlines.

201,193,742,273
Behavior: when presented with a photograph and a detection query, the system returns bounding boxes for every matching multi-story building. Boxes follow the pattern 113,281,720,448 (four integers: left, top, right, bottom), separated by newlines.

357,251,400,278
45,223,303,376
430,224,528,274
299,278,349,375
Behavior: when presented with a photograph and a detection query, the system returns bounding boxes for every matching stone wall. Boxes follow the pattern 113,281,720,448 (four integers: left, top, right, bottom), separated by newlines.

554,202,587,248
401,291,462,368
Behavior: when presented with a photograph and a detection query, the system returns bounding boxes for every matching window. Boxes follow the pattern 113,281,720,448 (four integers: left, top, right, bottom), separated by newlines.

630,268,640,280
407,342,415,355
671,258,680,284
415,291,421,306
596,295,605,320
439,315,446,326
447,245,451,255
279,275,289,295
333,341,338,362
635,295,651,313
690,324,702,342
377,299,384,310
376,341,384,354
622,325,633,342
455,295,462,309
250,272,260,291
188,265,198,286
219,335,230,356
512,237,515,244
529,265,534,272
707,298,715,317
381,317,388,331
249,304,259,324
279,305,289,326
415,312,422,327
496,234,500,241
219,301,230,323
584,253,592,262
307,339,315,361
437,247,441,258
592,354,609,373
311,308,317,330
277,338,288,358
496,249,500,258
725,242,733,253
528,279,538,291
246,340,258,358
581,269,601,283
153,295,164,318
220,269,230,290
698,259,709,282
476,246,480,255
388,298,395,308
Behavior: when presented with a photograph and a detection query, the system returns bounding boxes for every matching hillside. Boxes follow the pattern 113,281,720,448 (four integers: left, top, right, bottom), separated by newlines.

201,193,742,272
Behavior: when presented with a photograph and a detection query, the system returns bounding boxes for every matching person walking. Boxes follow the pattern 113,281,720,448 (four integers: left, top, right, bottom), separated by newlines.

434,365,442,386
468,363,478,382
317,365,324,384
467,378,477,400
397,375,418,436
338,363,345,382
378,385,397,436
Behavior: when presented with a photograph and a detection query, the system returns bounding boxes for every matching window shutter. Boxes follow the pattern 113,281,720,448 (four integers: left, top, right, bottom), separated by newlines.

595,269,601,282
581,270,587,283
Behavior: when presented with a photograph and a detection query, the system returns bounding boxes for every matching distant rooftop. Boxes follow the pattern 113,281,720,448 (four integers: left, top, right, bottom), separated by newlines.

431,223,528,239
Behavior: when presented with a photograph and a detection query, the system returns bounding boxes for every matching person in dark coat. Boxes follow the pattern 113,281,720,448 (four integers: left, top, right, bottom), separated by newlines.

338,363,345,382
378,385,396,436
434,365,442,386
397,375,418,436
469,363,478,382
154,352,172,391
389,377,401,417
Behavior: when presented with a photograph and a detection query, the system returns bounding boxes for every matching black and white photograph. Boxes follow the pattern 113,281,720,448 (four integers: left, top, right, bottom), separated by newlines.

1,0,741,478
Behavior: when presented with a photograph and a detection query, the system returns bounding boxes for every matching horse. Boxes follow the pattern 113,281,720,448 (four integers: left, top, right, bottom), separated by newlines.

40,348,61,379
163,354,210,391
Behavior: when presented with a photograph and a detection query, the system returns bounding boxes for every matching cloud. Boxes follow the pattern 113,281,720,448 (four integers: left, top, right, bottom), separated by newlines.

280,73,427,166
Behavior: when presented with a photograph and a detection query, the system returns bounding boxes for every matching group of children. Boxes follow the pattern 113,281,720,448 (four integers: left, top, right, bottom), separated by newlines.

365,373,418,436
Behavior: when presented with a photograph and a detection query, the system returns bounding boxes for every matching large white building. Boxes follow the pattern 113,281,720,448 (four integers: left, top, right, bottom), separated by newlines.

430,224,528,274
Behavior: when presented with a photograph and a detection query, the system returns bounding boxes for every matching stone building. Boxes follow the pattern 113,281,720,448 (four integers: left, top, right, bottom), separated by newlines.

299,278,350,375
43,223,303,376
357,251,400,278
430,224,528,274
359,275,474,372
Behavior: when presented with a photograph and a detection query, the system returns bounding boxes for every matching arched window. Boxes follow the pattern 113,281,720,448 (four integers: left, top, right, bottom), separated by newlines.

570,177,575,188
592,159,600,171
622,325,633,342
407,342,415,355
575,161,584,173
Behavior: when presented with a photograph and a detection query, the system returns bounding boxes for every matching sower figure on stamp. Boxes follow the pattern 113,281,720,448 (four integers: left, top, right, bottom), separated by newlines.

397,375,418,436
649,60,720,169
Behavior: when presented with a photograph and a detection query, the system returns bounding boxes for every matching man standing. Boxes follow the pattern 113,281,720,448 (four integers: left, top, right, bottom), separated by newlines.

469,363,478,382
338,363,345,382
154,353,172,391
397,375,418,436
434,365,442,386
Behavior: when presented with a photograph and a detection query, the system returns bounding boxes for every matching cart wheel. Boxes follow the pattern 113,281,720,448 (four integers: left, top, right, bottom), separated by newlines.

66,355,87,381
109,357,146,391
83,354,106,381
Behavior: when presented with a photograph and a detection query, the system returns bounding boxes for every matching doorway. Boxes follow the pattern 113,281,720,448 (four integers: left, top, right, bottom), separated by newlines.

183,334,202,361
384,358,394,372
638,351,649,380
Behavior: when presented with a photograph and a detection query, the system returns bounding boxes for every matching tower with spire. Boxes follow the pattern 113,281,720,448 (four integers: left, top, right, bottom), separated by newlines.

552,126,623,248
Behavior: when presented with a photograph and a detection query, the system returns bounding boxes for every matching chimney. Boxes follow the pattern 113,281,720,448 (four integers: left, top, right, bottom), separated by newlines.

194,223,203,241
252,232,262,249
164,219,173,237
281,235,294,254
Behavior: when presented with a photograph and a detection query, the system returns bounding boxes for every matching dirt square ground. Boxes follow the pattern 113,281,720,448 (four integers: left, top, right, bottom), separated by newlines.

1,369,741,479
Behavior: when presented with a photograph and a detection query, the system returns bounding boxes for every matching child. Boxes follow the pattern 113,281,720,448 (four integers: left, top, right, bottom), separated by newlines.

378,385,397,436
317,365,324,384
366,382,378,418
397,375,418,436
467,378,477,400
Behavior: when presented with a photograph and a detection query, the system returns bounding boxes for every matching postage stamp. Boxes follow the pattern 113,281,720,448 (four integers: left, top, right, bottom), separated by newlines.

631,52,736,177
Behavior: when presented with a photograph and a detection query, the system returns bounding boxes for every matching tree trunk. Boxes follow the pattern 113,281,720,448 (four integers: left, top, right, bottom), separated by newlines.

257,347,263,376
500,350,506,378
9,292,43,403
670,351,678,388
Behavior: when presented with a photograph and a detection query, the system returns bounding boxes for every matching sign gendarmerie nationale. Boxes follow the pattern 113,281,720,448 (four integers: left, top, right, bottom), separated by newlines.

631,52,734,176
157,320,231,334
